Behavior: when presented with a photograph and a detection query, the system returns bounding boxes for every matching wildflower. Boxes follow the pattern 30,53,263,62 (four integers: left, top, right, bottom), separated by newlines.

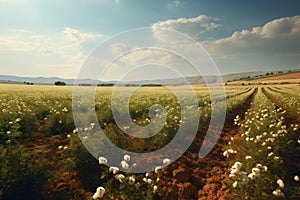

277,179,284,188
147,178,152,184
128,176,136,185
58,145,63,150
121,161,129,170
272,189,285,198
67,134,71,138
93,186,105,199
109,167,119,174
15,118,21,122
63,146,68,150
294,175,299,182
163,158,171,166
115,174,125,183
98,157,108,165
123,154,131,162
232,181,238,188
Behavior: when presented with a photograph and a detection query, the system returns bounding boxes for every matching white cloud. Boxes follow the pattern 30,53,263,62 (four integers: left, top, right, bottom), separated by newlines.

0,28,106,77
201,16,300,72
205,16,300,57
167,0,181,9
151,15,220,40
64,27,104,44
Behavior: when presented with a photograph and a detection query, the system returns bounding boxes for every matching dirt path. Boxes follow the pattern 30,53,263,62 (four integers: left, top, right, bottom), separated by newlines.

24,132,90,200
160,88,258,200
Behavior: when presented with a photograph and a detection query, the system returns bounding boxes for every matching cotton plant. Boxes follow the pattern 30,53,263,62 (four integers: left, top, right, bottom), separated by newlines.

225,88,300,199
92,154,166,199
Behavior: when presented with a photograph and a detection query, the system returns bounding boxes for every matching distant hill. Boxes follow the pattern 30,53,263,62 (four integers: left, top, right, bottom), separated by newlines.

0,69,298,86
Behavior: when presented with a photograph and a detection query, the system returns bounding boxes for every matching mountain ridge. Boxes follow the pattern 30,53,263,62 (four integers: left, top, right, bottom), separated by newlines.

0,70,298,85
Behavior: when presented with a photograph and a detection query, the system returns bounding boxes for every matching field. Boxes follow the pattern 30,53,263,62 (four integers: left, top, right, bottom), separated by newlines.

0,83,299,200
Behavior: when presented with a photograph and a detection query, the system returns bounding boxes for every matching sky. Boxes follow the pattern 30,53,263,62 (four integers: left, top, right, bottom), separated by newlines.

0,0,300,79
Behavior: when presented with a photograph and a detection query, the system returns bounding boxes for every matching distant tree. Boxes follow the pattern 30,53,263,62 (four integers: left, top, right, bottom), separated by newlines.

265,72,270,76
55,81,66,86
278,71,283,74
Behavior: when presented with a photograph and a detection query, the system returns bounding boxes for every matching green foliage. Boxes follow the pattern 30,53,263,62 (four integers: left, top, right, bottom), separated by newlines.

0,144,50,200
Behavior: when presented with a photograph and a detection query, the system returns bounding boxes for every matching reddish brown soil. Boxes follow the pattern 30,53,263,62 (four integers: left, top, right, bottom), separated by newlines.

257,72,300,81
159,88,257,200
25,133,91,200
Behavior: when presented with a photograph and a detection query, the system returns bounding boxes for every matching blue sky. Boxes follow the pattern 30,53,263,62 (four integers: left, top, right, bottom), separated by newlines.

0,0,299,79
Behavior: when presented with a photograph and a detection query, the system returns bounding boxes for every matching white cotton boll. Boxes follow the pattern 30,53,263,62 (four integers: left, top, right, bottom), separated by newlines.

109,167,119,174
272,189,285,198
82,136,88,140
98,157,108,165
248,173,256,180
294,175,299,182
123,154,131,162
231,168,239,175
121,161,129,170
274,156,280,161
268,152,274,157
67,134,71,138
232,162,242,170
93,186,105,199
262,166,268,172
245,156,252,160
153,185,158,193
232,181,238,188
252,168,260,176
155,166,162,173
277,179,285,188
147,178,152,184
128,176,135,185
58,145,63,150
256,163,262,168
163,158,171,166
223,151,229,158
63,146,68,150
115,174,125,183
